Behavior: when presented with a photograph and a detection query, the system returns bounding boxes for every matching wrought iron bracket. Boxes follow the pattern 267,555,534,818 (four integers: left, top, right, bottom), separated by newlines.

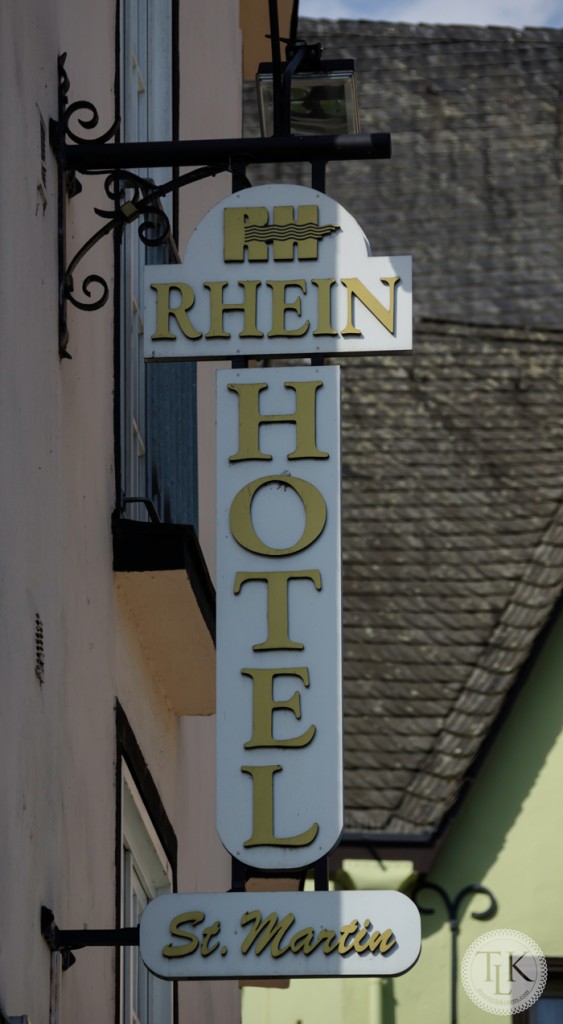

49,54,391,358
41,906,139,971
412,881,498,1024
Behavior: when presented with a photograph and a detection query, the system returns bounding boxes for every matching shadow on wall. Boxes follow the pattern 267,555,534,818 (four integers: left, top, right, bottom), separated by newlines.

381,977,396,1024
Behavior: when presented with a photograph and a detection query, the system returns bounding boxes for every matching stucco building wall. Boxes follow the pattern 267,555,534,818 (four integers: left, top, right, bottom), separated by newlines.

0,0,244,1021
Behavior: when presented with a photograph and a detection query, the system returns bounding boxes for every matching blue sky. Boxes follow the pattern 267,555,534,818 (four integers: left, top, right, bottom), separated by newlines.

298,0,563,27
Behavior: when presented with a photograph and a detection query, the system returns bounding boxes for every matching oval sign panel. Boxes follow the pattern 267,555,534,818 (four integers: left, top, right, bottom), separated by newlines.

140,891,421,980
216,365,342,870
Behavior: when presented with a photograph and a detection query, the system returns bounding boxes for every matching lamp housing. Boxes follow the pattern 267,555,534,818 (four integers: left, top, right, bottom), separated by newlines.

256,57,360,137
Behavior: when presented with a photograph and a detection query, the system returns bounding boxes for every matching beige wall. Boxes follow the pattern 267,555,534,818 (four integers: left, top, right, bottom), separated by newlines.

0,0,243,1021
1,3,117,1018
240,0,294,79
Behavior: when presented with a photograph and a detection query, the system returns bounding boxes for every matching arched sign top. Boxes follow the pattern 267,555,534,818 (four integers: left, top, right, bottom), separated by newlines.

186,183,373,264
144,183,412,361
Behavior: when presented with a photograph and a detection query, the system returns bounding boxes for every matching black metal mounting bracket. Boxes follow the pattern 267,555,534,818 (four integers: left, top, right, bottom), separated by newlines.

412,882,498,1024
49,54,391,358
41,906,139,972
230,855,329,893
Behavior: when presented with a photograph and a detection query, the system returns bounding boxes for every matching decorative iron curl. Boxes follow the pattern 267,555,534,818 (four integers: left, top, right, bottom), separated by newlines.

62,163,252,321
94,169,172,247
412,881,497,1024
53,56,253,355
56,54,120,146
64,100,120,146
413,881,498,925
67,274,110,313
58,53,71,106
64,219,115,313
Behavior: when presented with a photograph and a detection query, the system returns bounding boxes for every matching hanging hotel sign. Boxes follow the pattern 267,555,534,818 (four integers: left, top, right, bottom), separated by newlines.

216,365,342,870
139,184,420,983
140,891,421,979
143,183,412,361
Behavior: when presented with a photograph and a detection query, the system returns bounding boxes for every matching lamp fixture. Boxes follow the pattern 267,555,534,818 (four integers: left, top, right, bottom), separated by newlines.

257,54,360,137
50,0,386,357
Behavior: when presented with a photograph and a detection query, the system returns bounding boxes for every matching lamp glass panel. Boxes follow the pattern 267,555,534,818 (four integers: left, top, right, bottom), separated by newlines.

257,70,360,136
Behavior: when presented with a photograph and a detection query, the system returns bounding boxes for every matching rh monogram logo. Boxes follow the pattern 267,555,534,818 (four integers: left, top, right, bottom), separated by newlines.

223,205,340,262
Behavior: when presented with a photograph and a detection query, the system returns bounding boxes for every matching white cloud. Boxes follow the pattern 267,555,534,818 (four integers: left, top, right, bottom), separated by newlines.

298,0,563,27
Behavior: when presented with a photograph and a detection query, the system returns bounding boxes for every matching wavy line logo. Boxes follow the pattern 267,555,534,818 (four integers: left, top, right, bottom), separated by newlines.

224,205,340,262
244,223,339,242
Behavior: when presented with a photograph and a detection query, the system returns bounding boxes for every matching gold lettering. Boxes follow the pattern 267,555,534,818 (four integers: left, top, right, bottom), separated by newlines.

162,911,205,958
267,280,309,338
151,282,202,340
272,205,319,261
234,570,322,651
201,920,221,957
242,667,316,749
241,765,319,848
229,475,327,557
373,928,397,954
352,919,375,954
236,911,396,959
203,280,263,339
223,205,324,262
240,910,295,956
224,207,269,262
341,275,400,336
337,919,360,955
312,278,338,336
228,380,329,462
288,927,317,955
312,928,340,956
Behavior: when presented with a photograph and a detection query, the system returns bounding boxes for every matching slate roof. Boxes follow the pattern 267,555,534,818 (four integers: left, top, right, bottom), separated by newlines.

340,320,563,835
243,21,563,838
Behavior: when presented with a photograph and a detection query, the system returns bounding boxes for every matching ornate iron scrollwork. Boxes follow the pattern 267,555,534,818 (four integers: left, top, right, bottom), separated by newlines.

413,880,498,1024
63,169,171,316
51,54,391,356
52,55,251,357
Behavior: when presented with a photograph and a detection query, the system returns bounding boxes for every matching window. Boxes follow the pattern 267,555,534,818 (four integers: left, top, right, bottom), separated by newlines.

121,765,173,1024
119,0,198,528
514,960,563,1023
116,704,178,1024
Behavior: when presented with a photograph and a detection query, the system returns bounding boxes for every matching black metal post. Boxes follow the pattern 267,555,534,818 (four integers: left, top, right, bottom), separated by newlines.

55,133,391,173
412,882,497,1024
41,906,140,971
311,159,326,192
313,856,329,891
268,0,283,135
280,44,307,135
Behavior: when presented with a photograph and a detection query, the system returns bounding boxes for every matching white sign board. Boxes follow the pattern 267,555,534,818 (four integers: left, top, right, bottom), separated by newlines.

144,183,412,361
140,891,421,979
216,366,342,870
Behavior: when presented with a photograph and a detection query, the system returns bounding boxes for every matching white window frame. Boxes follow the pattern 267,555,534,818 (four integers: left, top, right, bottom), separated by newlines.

121,764,173,1024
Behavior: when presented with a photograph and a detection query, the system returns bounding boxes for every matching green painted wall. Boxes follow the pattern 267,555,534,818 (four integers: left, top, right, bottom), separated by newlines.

393,612,563,1023
243,615,563,1024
